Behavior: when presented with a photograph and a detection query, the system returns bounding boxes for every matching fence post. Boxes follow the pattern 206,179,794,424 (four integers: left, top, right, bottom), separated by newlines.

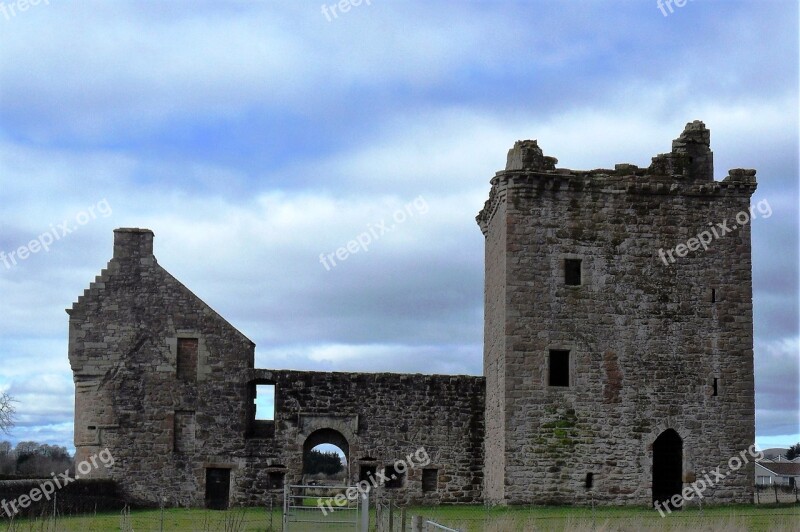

389,499,394,532
401,508,406,531
774,483,779,503
360,493,370,532
411,515,423,532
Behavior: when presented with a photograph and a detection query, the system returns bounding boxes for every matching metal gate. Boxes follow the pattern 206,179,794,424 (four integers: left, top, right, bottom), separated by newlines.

283,484,369,531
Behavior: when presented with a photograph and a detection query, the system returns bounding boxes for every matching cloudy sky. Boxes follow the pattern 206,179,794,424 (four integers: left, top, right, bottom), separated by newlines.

0,0,797,454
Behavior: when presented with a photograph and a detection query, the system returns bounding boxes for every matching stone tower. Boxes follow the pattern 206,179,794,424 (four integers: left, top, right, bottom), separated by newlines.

477,122,757,507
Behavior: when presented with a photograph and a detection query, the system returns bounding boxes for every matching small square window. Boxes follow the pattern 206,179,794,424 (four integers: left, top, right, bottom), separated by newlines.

565,259,582,286
384,465,404,489
549,350,570,387
359,465,376,483
268,471,285,490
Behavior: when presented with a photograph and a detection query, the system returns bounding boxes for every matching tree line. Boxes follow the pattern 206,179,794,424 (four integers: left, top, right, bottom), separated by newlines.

0,440,74,478
0,392,74,478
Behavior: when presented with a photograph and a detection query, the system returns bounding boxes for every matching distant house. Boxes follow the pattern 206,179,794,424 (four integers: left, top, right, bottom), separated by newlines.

756,461,800,486
760,448,789,461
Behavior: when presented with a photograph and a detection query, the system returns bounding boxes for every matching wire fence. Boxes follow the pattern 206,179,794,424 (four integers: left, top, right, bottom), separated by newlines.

754,482,799,504
1,494,284,532
0,488,797,531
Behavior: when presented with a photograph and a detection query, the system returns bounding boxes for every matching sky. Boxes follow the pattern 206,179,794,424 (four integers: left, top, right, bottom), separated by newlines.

0,0,797,456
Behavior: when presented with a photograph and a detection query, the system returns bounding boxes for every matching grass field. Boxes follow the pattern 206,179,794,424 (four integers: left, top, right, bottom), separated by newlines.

2,503,798,531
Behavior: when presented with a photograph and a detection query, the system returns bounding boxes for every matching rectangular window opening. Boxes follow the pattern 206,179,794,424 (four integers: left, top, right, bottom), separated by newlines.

711,288,716,303
549,349,570,387
712,378,718,397
177,338,198,382
255,384,276,421
565,259,582,286
585,472,594,489
268,471,285,490
384,465,404,489
359,465,377,484
422,468,438,492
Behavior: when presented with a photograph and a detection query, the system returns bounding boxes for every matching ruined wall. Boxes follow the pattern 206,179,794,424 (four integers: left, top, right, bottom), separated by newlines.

68,229,255,507
69,229,484,508
477,122,756,506
237,370,485,507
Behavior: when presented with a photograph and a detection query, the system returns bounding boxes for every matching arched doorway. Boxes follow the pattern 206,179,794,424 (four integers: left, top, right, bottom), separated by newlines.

653,429,683,510
302,428,349,484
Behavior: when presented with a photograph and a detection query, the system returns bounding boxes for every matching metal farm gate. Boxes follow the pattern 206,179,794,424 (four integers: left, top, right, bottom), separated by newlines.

283,484,369,531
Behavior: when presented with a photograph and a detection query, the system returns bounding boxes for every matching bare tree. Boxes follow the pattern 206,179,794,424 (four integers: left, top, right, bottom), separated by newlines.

0,392,16,434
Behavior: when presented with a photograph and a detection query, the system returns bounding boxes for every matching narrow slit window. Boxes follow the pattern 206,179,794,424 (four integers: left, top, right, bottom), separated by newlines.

585,473,594,489
711,288,716,303
565,259,582,286
712,378,718,397
549,349,570,387
255,384,276,420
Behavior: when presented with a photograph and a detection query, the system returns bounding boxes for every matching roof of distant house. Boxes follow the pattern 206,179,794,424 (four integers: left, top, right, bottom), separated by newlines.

757,462,800,476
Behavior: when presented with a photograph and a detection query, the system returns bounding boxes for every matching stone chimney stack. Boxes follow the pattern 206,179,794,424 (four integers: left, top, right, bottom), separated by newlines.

113,228,154,260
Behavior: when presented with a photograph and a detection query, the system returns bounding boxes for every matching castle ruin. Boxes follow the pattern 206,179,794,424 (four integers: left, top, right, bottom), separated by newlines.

69,121,756,508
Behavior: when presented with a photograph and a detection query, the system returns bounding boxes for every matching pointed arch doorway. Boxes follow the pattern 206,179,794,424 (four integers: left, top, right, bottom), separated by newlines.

653,429,683,510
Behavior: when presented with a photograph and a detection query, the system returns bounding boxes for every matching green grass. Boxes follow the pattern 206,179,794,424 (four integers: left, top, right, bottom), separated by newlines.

415,503,800,531
1,503,797,531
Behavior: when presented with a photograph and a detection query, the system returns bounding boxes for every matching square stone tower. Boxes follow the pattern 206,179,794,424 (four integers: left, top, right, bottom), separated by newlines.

477,122,757,507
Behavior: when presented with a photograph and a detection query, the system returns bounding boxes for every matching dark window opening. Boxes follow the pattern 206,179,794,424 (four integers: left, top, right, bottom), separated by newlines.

549,350,570,387
384,465,404,489
422,468,438,492
87,426,96,430
268,471,285,490
712,378,718,397
565,259,582,286
711,288,716,303
359,465,377,484
177,338,198,382
585,473,594,489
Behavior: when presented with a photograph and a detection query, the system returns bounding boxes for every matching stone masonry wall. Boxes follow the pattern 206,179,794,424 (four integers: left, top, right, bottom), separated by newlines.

477,121,757,507
69,229,484,508
237,369,485,507
68,229,255,507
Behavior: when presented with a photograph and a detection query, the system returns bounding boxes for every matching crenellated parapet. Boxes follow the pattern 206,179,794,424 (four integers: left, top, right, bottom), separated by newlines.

477,121,757,235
